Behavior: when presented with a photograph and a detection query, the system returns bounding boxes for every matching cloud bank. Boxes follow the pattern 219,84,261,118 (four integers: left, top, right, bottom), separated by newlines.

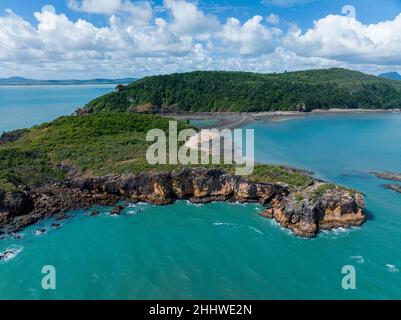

0,0,400,78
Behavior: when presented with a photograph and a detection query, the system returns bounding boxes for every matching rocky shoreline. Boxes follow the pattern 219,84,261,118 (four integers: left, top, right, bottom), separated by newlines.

372,171,401,182
0,168,365,238
371,171,401,195
384,184,401,194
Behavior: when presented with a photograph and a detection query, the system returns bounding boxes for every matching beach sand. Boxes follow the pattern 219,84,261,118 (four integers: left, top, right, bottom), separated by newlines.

163,108,401,130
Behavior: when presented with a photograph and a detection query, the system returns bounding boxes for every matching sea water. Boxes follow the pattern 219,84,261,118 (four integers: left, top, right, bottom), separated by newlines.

0,85,115,133
1,90,401,299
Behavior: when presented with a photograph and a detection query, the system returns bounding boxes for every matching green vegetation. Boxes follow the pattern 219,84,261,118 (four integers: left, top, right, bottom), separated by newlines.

0,113,189,191
295,192,305,202
310,183,358,203
6,68,377,192
0,112,314,191
248,165,313,188
86,68,401,113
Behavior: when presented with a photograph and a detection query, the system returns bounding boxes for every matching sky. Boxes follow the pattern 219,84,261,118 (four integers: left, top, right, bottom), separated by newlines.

1,0,401,79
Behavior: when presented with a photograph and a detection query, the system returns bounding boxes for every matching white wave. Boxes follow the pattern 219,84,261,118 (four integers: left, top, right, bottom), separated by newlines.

8,232,24,240
127,202,148,208
107,213,120,218
249,226,264,235
185,200,204,207
386,264,399,273
229,201,248,206
213,222,236,226
350,255,365,264
34,229,47,236
321,226,361,238
331,227,349,234
0,246,23,263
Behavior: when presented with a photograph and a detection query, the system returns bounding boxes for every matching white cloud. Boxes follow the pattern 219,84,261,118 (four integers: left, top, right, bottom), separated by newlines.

68,0,153,26
164,0,220,38
1,1,401,78
68,0,122,14
219,16,280,56
284,14,401,64
266,13,280,25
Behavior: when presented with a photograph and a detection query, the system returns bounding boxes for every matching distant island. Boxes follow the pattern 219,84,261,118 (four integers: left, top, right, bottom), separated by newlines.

85,68,401,113
379,72,401,81
0,76,137,86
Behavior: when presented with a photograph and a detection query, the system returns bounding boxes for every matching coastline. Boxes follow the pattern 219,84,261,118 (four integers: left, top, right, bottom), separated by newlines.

166,108,401,129
0,109,386,240
0,168,366,239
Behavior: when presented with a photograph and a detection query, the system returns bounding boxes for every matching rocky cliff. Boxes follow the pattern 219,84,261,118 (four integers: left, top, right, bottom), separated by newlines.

0,168,365,238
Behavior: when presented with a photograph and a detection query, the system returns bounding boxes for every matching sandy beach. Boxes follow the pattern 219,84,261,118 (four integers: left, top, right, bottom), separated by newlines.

163,108,401,130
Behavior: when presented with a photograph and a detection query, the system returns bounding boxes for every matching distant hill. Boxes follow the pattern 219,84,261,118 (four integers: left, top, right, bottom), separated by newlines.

0,77,137,86
85,68,401,113
379,72,401,81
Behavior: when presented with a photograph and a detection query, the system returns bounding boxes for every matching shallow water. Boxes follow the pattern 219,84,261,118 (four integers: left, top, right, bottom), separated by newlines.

189,119,218,128
1,97,401,299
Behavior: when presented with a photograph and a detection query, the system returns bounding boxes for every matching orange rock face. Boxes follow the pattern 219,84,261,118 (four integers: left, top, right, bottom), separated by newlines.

0,168,365,238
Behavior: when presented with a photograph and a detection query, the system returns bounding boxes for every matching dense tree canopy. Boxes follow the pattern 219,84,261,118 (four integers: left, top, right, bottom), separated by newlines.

86,68,401,113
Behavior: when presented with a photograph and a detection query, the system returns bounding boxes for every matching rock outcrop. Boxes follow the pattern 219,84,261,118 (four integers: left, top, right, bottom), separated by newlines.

0,168,365,238
372,171,401,182
372,171,401,196
384,184,401,194
0,190,33,217
261,183,365,237
0,129,27,145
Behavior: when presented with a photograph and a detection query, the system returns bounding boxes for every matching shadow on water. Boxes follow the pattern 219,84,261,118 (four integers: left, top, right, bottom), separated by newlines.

364,209,375,221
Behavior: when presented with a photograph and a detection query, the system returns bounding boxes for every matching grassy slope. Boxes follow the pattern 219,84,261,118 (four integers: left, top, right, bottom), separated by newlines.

0,112,312,192
86,68,401,113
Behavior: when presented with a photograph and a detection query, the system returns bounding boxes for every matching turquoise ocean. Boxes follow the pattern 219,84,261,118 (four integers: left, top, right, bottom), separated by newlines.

0,85,116,132
1,86,401,299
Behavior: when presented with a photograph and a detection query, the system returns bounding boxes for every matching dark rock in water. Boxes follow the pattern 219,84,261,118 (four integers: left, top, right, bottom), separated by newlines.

110,205,124,215
89,210,100,216
372,171,401,182
0,250,13,261
34,228,46,236
0,248,21,261
9,232,23,239
384,184,401,194
51,223,61,228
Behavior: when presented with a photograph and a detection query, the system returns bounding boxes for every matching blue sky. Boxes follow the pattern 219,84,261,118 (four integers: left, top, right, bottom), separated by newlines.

1,0,401,78
2,0,401,28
